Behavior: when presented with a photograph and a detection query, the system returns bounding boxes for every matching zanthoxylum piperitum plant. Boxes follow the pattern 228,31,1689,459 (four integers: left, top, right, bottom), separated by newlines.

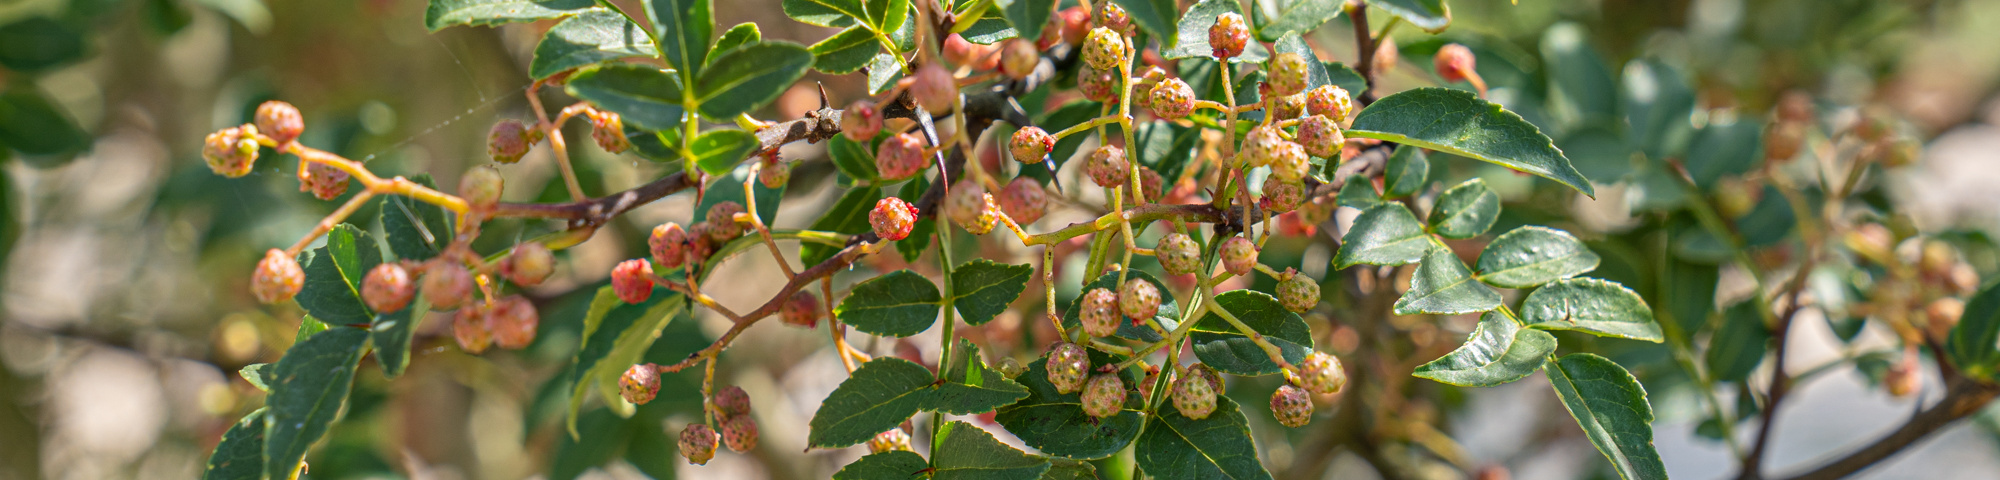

196,0,1883,479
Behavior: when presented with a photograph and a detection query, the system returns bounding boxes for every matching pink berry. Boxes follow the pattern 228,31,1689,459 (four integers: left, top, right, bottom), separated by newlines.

1000,39,1039,80
587,109,630,154
1057,7,1090,46
1305,85,1354,121
1149,78,1195,120
706,201,746,242
1295,115,1343,158
423,262,475,310
1078,64,1118,103
781,290,821,328
1046,342,1090,394
1172,365,1219,419
620,364,660,405
869,428,914,454
842,101,882,141
202,125,261,178
361,263,415,313
1263,176,1305,213
1132,166,1164,204
488,119,540,164
1267,53,1310,97
453,305,493,354
1209,13,1250,59
299,160,350,200
680,424,719,465
1080,288,1120,338
1220,237,1257,277
1270,384,1313,427
1119,279,1161,322
650,222,690,269
1010,127,1056,164
1092,2,1133,36
1277,268,1319,313
758,157,791,189
871,197,919,241
1082,27,1126,71
1157,233,1201,276
611,259,655,304
911,60,958,114
1267,140,1310,182
1086,145,1130,188
1433,43,1476,83
1289,351,1346,395
946,181,999,235
1080,373,1126,418
459,165,504,210
501,242,556,287
722,415,759,453
251,248,304,304
876,132,929,181
999,177,1047,225
715,385,752,417
255,101,304,146
489,295,539,349
1270,91,1306,121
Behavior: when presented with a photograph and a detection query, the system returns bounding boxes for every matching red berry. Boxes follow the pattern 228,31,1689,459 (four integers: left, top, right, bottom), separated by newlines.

1220,237,1257,277
1277,268,1319,313
781,291,822,328
715,385,752,417
1157,233,1201,276
1295,115,1344,158
251,248,304,304
361,263,415,313
1010,126,1056,164
842,101,882,141
202,125,261,178
870,197,918,241
1086,145,1130,188
650,222,690,269
680,424,719,465
876,132,929,181
1306,86,1354,124
1057,7,1090,46
453,305,492,354
1270,384,1313,427
1267,52,1310,97
501,242,555,287
1288,351,1346,395
1263,176,1305,213
1172,365,1219,419
1149,78,1195,120
1078,64,1119,103
758,156,791,189
295,160,350,200
999,177,1047,225
1209,13,1250,59
1093,1,1133,36
1080,373,1126,418
1119,278,1161,322
620,364,660,405
721,415,759,453
946,181,999,235
1082,27,1126,72
1046,342,1090,394
1433,43,1476,83
869,428,914,454
911,60,958,114
459,165,504,210
586,109,631,154
488,119,539,164
255,101,304,146
422,262,475,310
1080,288,1120,338
490,294,539,349
706,201,747,242
611,259,655,304
1000,39,1039,80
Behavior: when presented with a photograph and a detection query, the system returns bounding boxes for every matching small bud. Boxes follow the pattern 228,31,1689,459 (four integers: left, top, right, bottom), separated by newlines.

1086,145,1131,188
202,125,261,178
487,119,539,164
1092,1,1133,36
1270,384,1313,427
298,160,351,200
620,364,660,405
1295,115,1343,158
651,222,690,269
679,424,720,465
1077,65,1119,103
1046,342,1090,394
459,165,505,210
1219,237,1258,277
489,295,539,349
869,428,915,454
611,259,655,304
1305,85,1355,121
1263,176,1306,213
1433,43,1477,83
361,263,415,313
1000,39,1039,80
587,109,631,153
1266,53,1310,97
1149,78,1196,120
999,177,1047,225
1080,373,1126,418
1172,365,1219,419
423,262,475,311
1010,127,1056,164
1080,288,1120,338
871,197,919,241
842,101,882,141
501,242,556,287
453,305,493,354
1277,269,1320,312
1082,27,1127,72
876,132,929,181
1119,278,1161,322
714,385,752,417
781,290,822,329
1208,13,1249,59
912,61,958,114
255,101,305,146
1288,351,1346,395
706,201,747,242
251,248,304,304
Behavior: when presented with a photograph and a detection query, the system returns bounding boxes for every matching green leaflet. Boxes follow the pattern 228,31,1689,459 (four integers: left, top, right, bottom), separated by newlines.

425,0,596,31
1382,146,1429,197
202,408,266,480
1349,88,1595,197
1413,311,1554,387
294,225,380,327
836,270,943,337
648,0,712,78
934,420,1052,479
1334,204,1431,268
1705,301,1771,383
1003,0,1056,44
1255,0,1344,42
563,286,681,437
1363,0,1449,32
529,9,658,79
692,41,813,119
1394,246,1501,315
1547,353,1669,480
949,260,1033,326
1519,278,1664,342
1428,179,1501,239
1189,290,1314,376
1134,395,1273,480
1475,226,1600,289
688,128,758,175
834,451,929,480
263,328,370,479
810,26,880,74
695,161,786,227
563,64,687,131
1950,282,2000,379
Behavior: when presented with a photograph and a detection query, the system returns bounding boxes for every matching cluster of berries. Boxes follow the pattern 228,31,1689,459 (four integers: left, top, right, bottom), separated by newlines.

617,367,761,465
608,201,766,304
1042,341,1341,427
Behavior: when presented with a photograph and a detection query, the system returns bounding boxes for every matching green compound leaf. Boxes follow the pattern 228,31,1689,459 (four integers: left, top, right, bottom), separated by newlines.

936,339,1030,415
1476,226,1600,289
808,357,937,448
1383,147,1429,197
1334,204,1431,268
834,451,929,480
1061,270,1180,342
837,270,943,337
381,175,452,262
1413,311,1554,387
1949,282,2000,379
802,186,881,266
563,64,686,131
693,41,813,119
1706,301,1771,383
784,0,866,27
810,26,881,74
1547,353,1669,480
934,420,1052,479
295,225,381,327
263,327,369,480
1394,247,1501,316
950,260,1033,326
1165,0,1269,62
1255,0,1344,42
425,0,596,31
1349,88,1595,197
1134,395,1273,480
711,22,761,59
1427,179,1501,239
1520,277,1663,342
530,9,658,79
1363,0,1449,33
994,350,1145,459
1190,290,1314,376
1004,0,1057,45
202,407,266,480
689,128,758,176
648,0,713,79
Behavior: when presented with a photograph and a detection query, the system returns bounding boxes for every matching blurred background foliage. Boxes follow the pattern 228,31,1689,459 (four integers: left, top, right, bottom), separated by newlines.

2,0,1999,478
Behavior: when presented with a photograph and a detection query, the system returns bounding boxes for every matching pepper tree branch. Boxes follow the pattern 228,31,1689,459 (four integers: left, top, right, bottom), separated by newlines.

1775,379,1998,480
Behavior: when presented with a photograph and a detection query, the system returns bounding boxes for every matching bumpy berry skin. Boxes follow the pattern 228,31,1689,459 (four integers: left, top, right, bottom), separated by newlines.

912,61,957,114
1000,39,1039,80
1297,114,1344,157
1262,176,1305,213
620,364,660,405
1220,237,1258,277
502,242,556,287
679,424,720,465
1086,145,1130,188
946,182,999,235
1078,65,1119,103
587,109,630,154
721,415,759,453
1267,53,1310,97
705,201,747,241
362,264,415,313
842,101,882,141
1093,1,1133,35
255,101,304,146
1080,373,1126,418
251,248,304,304
296,160,349,200
758,158,791,189
459,165,504,210
1080,288,1121,338
423,262,475,310
1149,78,1196,120
1433,43,1477,83
1082,27,1127,71
611,259,655,304
1172,366,1219,419
870,197,919,241
1267,140,1310,181
781,291,822,328
1270,384,1313,427
1010,127,1056,164
1242,126,1286,168
1305,85,1354,121
869,429,914,454
487,119,539,164
1046,342,1090,394
1277,270,1319,312
999,177,1047,225
453,305,492,354
1134,166,1164,204
1119,279,1161,322
1157,233,1201,276
1290,351,1346,395
1209,13,1249,59
876,133,928,181
203,125,261,178
650,222,689,269
714,385,752,417
490,295,539,349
